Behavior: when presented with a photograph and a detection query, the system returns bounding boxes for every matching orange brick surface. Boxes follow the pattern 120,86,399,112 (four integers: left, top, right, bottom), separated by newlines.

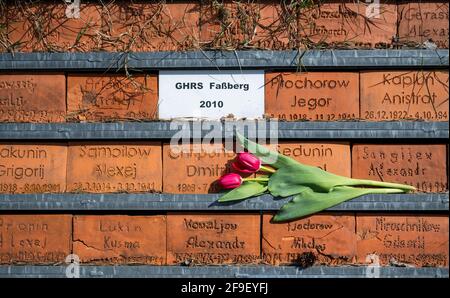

0,6,6,52
298,0,397,48
200,1,298,50
352,144,448,192
273,142,351,177
265,72,359,121
0,143,67,193
73,215,166,265
398,1,449,48
0,73,66,122
0,215,72,264
6,1,200,52
6,2,102,52
67,74,158,121
356,214,449,267
262,214,356,265
5,1,447,52
167,214,260,265
360,71,449,121
255,1,299,49
66,142,162,193
100,1,199,52
163,143,235,194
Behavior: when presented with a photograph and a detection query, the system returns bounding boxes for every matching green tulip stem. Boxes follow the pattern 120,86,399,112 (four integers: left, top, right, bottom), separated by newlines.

259,165,276,174
243,177,270,182
346,179,416,191
361,187,407,194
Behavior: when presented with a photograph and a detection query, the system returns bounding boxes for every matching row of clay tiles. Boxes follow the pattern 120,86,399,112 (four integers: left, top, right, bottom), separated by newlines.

0,1,448,52
0,71,448,122
0,213,448,267
0,142,447,194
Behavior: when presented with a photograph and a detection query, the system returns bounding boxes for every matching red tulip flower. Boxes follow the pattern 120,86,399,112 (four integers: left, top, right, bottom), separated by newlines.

218,173,242,189
232,152,261,174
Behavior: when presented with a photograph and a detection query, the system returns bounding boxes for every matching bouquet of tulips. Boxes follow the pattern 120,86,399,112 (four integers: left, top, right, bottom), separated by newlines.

217,133,416,222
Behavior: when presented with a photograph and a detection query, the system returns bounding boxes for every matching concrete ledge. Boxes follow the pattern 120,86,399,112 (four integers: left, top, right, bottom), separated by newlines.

0,50,448,70
0,265,447,278
0,193,447,211
0,121,447,140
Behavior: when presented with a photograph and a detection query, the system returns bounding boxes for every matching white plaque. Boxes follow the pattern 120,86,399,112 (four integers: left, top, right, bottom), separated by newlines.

158,70,265,119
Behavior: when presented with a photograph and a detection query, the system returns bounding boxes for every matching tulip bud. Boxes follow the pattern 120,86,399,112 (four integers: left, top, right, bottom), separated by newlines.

232,152,261,174
218,173,243,189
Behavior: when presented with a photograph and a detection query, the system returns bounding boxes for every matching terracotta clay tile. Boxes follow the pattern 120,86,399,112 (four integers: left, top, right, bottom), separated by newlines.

100,1,199,52
163,143,236,194
298,0,397,48
0,215,72,264
67,74,158,122
272,142,351,177
398,1,449,48
356,214,449,267
262,213,357,266
167,213,260,265
66,142,162,193
265,72,359,121
6,2,102,52
0,143,67,193
360,70,449,121
0,73,66,123
73,215,166,265
352,144,448,192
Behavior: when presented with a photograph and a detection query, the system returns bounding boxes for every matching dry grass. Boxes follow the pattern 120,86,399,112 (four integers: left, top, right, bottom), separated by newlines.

65,73,157,122
1,0,442,83
0,0,420,54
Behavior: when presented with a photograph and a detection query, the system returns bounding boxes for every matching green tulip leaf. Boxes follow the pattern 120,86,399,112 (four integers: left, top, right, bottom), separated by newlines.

268,164,350,196
218,181,268,202
268,163,415,196
273,186,406,222
237,132,415,192
236,132,299,169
